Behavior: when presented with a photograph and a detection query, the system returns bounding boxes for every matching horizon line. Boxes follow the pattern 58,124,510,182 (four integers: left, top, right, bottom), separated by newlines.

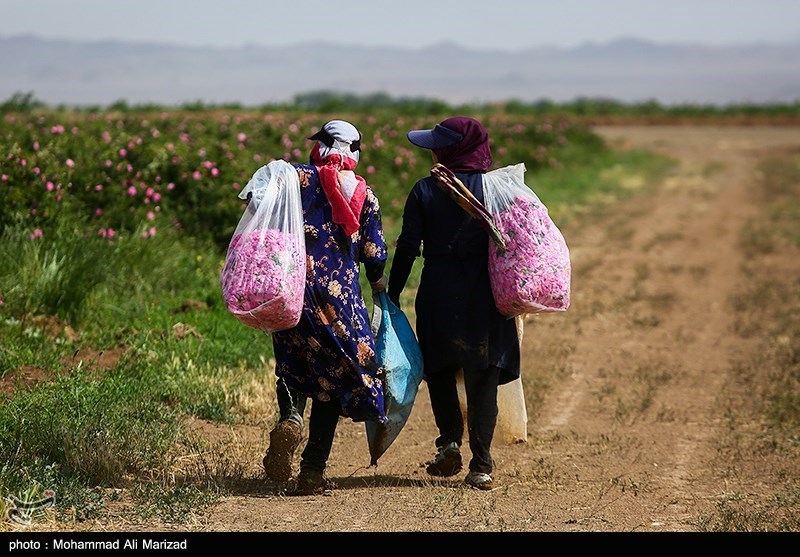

3,32,800,53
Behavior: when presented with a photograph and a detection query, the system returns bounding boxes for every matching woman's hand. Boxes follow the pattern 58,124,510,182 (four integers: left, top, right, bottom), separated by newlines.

370,273,388,293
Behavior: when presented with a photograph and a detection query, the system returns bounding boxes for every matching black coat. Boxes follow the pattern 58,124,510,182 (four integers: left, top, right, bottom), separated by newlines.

388,171,520,385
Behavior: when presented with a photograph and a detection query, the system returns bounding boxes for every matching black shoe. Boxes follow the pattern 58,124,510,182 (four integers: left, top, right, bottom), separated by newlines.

263,420,303,483
293,468,329,496
425,442,462,477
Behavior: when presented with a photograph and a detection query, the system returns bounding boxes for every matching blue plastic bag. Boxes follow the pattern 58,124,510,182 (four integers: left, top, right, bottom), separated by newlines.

366,291,424,466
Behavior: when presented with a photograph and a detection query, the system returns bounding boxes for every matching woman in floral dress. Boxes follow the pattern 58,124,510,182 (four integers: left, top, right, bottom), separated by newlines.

263,120,388,495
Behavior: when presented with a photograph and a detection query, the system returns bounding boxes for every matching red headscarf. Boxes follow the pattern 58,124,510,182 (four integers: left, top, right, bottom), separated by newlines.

310,140,367,237
432,117,493,173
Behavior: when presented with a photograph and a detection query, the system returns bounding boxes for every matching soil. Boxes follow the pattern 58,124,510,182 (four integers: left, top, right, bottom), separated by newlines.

13,125,800,535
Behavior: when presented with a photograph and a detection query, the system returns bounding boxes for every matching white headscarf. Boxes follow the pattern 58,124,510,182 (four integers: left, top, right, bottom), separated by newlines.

310,120,361,166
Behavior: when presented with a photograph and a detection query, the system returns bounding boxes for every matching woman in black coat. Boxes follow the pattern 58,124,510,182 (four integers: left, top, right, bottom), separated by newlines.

388,116,520,490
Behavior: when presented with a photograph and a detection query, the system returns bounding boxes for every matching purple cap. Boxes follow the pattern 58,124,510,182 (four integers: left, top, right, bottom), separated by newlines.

407,124,464,150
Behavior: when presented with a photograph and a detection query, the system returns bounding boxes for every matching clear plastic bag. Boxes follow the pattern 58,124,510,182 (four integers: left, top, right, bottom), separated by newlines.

220,160,306,333
483,163,571,316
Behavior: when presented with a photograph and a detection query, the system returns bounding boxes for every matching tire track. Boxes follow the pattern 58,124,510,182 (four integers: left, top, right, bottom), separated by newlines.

530,126,800,529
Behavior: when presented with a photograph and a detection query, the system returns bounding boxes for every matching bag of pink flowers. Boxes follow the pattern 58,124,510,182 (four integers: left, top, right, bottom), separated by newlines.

482,163,571,316
220,160,306,333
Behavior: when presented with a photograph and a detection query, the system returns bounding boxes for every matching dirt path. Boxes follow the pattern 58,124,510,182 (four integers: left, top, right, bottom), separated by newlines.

151,126,800,533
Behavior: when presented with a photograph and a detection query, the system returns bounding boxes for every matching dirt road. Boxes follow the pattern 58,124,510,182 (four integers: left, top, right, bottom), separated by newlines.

144,126,800,533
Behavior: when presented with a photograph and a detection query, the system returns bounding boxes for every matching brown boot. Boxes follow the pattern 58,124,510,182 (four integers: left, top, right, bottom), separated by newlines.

293,468,329,496
263,420,303,483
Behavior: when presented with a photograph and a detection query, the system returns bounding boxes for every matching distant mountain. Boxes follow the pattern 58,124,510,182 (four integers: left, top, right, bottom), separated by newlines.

1,35,799,106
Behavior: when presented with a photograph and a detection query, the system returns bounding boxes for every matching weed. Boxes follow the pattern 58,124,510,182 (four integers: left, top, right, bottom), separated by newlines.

700,152,800,532
687,265,709,280
701,488,800,532
701,160,725,177
130,483,218,525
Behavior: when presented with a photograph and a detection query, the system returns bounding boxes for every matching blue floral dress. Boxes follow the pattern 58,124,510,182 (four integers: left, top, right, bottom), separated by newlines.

271,164,388,423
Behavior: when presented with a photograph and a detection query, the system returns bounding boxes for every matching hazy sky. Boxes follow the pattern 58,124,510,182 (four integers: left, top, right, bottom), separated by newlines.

2,0,799,50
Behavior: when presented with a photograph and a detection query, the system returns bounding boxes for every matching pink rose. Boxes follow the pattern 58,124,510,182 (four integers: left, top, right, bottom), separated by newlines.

489,197,571,315
220,228,305,333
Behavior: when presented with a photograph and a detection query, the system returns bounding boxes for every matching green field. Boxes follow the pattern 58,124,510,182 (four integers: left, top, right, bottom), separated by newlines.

0,102,676,524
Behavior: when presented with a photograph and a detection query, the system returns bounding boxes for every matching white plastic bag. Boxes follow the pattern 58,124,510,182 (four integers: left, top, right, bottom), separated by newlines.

456,315,528,445
220,160,306,333
458,373,528,445
482,163,571,316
